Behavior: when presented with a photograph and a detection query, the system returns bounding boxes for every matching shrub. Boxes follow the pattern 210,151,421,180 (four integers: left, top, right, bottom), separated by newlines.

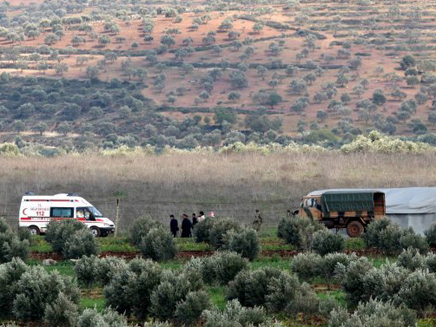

335,257,374,306
364,218,428,254
312,230,345,256
397,269,436,313
0,231,30,263
139,227,177,261
129,216,162,246
340,131,431,154
175,291,212,326
223,227,261,261
45,220,87,254
425,223,436,247
76,256,128,287
290,253,322,281
202,252,249,285
319,297,341,318
63,229,99,259
363,218,391,248
202,299,267,327
227,268,315,314
424,253,436,273
17,228,32,242
0,258,29,317
44,292,79,327
209,218,243,249
150,269,203,321
398,230,429,254
193,217,216,243
329,299,416,327
12,266,80,321
104,258,162,319
104,269,138,317
288,282,319,320
397,248,425,271
277,216,325,250
362,262,409,303
180,257,205,291
316,253,357,280
227,267,282,307
96,256,128,286
238,306,267,326
74,255,99,287
0,218,10,233
328,306,349,327
78,308,128,327
265,271,301,313
0,219,30,264
378,224,404,254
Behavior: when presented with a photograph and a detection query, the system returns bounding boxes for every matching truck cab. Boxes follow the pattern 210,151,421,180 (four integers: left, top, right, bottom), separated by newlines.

296,190,386,237
300,196,323,220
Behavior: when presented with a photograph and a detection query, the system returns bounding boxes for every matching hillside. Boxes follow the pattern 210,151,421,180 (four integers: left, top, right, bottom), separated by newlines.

1,0,436,153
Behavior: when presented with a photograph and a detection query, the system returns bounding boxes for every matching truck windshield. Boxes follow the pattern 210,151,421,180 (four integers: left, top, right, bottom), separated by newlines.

304,199,317,208
88,207,103,217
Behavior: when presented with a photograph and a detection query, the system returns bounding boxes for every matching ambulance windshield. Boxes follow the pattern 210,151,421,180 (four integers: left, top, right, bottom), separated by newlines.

88,207,103,217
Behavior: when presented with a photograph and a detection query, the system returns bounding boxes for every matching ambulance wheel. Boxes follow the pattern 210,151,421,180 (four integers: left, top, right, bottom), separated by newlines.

346,221,364,238
28,226,40,235
90,227,101,237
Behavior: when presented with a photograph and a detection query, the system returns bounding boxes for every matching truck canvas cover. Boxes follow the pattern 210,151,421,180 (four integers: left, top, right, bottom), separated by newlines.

321,191,375,213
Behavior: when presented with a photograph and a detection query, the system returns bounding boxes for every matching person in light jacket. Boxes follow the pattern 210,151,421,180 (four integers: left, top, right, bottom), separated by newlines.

197,211,206,223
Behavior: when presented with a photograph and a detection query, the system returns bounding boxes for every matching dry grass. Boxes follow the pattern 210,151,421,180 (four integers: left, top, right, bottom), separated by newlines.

1,152,436,231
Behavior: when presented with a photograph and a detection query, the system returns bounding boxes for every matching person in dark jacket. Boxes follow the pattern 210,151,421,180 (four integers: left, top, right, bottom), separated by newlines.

181,214,193,238
192,213,198,226
170,215,179,237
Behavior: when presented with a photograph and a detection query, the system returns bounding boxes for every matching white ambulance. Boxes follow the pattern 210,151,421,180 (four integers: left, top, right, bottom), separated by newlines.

19,193,116,237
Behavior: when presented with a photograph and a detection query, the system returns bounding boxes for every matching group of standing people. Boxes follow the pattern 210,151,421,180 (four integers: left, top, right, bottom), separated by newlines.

170,211,207,238
169,210,263,237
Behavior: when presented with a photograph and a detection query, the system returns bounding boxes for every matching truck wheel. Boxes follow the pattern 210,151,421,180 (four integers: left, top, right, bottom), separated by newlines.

90,227,101,237
347,221,364,238
28,226,40,235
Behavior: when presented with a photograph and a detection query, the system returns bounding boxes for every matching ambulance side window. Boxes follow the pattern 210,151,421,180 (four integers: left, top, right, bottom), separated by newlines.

51,208,74,218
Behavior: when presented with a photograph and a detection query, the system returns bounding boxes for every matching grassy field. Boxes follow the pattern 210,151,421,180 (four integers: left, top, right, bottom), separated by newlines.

2,152,436,232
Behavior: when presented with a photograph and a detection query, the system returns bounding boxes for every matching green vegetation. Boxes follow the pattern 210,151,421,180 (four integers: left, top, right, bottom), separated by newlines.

80,297,105,311
3,222,433,327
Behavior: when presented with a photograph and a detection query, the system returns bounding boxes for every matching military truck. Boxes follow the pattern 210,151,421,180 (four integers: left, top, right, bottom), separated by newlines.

295,190,386,237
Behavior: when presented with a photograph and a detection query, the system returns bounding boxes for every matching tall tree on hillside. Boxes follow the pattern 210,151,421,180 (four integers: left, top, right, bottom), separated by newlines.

57,122,72,136
33,123,48,136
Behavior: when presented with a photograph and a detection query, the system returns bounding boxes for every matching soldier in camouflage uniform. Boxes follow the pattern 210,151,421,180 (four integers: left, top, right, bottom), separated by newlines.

253,209,263,232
